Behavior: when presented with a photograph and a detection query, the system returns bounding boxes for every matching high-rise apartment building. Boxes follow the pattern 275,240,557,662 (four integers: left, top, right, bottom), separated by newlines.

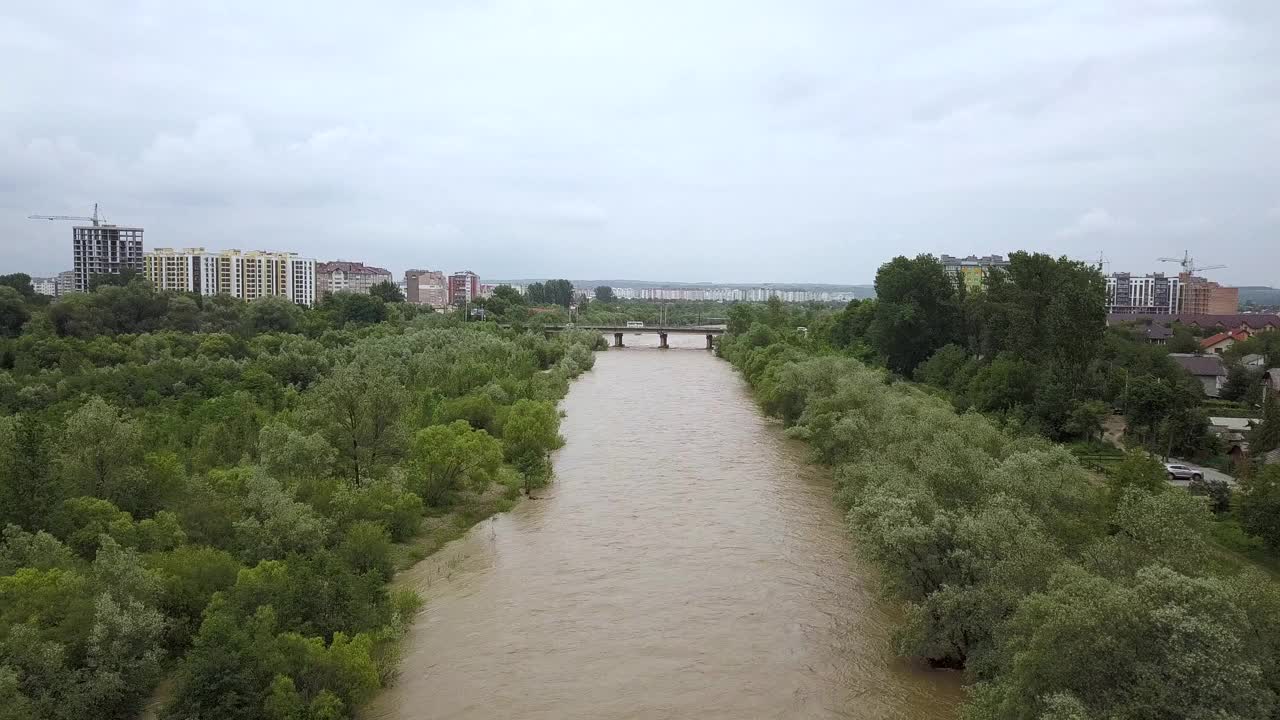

940,254,1009,291
405,269,448,308
144,248,317,306
315,261,392,296
73,225,144,291
448,271,480,306
1180,274,1239,315
1105,272,1239,315
1106,273,1182,314
56,270,76,296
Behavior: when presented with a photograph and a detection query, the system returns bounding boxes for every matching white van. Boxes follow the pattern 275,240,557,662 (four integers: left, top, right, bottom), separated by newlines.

626,321,644,328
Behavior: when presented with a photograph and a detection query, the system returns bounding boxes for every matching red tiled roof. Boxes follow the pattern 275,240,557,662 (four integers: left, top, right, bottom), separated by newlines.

1200,328,1251,349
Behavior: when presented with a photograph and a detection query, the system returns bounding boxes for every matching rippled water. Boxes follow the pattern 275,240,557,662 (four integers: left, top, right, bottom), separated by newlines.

362,334,961,719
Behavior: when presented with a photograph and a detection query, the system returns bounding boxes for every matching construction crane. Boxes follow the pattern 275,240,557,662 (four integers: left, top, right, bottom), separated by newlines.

1157,250,1226,275
28,203,103,227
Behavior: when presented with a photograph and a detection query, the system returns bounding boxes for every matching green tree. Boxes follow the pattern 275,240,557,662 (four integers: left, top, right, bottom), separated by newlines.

1167,325,1200,353
163,294,202,332
244,296,303,334
405,421,502,506
593,285,615,302
1237,465,1280,551
869,255,961,375
967,566,1272,720
57,397,143,502
368,281,404,304
1221,363,1262,402
1251,390,1280,454
0,414,61,530
1064,400,1108,441
0,274,34,298
501,399,562,492
0,287,29,338
1105,451,1166,504
308,361,407,485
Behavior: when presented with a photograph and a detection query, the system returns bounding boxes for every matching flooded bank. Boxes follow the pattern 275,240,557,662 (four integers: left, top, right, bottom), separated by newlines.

362,334,961,719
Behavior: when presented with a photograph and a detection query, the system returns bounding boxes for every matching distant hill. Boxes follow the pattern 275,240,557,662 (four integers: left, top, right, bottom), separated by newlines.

1238,286,1280,308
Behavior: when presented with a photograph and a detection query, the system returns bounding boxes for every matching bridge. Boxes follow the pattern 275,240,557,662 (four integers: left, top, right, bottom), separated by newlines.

541,325,726,349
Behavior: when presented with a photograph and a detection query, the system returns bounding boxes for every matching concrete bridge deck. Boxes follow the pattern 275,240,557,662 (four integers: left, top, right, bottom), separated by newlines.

542,324,726,349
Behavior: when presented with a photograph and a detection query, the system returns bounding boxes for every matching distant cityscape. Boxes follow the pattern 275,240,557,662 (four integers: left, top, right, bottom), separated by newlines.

22,215,1257,315
24,214,878,308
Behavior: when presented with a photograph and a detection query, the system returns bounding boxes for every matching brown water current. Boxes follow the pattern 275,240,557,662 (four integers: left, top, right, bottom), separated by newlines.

362,334,962,719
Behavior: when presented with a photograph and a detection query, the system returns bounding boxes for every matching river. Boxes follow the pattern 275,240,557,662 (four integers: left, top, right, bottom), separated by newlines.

362,334,961,719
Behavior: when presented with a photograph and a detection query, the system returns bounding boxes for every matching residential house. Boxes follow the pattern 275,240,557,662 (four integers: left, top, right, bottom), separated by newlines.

1169,353,1228,397
1200,327,1252,354
1266,368,1280,393
1241,353,1266,368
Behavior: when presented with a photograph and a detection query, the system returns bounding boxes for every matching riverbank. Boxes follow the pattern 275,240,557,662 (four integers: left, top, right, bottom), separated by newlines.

717,328,1280,719
361,334,961,719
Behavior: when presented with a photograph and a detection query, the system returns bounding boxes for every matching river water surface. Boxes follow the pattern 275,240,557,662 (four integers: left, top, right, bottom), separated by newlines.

362,335,960,719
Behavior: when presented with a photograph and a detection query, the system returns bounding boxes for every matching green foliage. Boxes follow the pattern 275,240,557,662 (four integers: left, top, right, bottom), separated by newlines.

405,421,503,507
1237,465,1280,552
721,324,1280,718
0,279,600,720
245,296,304,334
0,288,29,339
368,281,404,304
501,399,563,491
1104,451,1166,505
1167,324,1200,353
1252,391,1280,454
592,285,615,302
525,279,575,308
306,360,407,486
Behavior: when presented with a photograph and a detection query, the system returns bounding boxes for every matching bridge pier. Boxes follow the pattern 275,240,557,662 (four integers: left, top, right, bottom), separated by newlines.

659,332,669,349
706,334,714,350
613,332,624,348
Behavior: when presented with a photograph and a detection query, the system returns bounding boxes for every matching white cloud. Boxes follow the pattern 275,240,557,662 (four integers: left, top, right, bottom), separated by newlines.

1056,208,1138,238
2,1,1279,282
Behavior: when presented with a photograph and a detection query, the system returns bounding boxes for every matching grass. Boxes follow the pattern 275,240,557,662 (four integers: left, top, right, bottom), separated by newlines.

1206,516,1280,579
1068,440,1126,472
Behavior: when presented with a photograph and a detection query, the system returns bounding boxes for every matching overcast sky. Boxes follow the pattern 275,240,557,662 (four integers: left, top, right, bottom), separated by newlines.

2,1,1278,285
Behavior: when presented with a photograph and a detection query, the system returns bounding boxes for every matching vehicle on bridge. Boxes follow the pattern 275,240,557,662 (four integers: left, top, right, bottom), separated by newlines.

626,320,644,328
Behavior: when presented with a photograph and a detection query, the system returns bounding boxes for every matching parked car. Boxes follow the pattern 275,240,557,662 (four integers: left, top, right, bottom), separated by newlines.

1164,463,1203,481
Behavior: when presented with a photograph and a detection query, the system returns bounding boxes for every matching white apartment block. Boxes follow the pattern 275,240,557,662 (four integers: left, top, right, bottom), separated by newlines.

1106,273,1182,315
145,248,318,306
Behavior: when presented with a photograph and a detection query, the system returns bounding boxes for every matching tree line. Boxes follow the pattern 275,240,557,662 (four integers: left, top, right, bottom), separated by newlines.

800,252,1218,455
0,278,600,719
718,253,1280,719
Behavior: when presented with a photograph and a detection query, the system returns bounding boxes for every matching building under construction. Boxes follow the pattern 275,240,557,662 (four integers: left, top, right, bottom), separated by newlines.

72,224,144,292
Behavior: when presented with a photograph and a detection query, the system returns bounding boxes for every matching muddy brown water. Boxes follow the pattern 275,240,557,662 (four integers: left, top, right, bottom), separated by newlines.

362,334,961,719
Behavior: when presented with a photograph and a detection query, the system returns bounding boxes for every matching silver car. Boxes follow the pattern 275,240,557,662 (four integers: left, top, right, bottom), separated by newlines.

1165,463,1203,481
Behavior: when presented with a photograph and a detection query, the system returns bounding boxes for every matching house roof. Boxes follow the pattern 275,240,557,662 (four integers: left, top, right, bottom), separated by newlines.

1169,353,1227,377
317,261,392,276
1201,328,1251,349
1107,313,1280,330
1267,368,1280,390
1209,417,1258,431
